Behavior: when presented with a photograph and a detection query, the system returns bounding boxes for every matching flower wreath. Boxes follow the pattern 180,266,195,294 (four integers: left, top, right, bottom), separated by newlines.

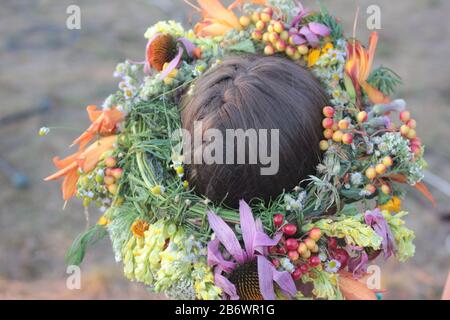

44,0,435,300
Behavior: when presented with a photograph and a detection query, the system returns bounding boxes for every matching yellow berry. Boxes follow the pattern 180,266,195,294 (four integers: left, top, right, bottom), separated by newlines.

338,119,349,130
251,12,260,23
365,184,377,194
260,12,271,22
107,184,118,195
239,15,251,27
357,111,368,123
280,30,289,41
375,163,387,175
382,156,393,167
406,129,416,139
304,238,316,250
365,167,377,180
400,125,410,137
381,184,391,195
255,20,265,31
323,128,334,139
319,140,329,151
296,45,308,55
332,130,343,143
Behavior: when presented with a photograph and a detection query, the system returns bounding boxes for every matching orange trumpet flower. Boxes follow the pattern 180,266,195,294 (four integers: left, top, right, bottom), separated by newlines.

45,135,118,201
193,0,242,37
71,105,123,148
345,32,389,105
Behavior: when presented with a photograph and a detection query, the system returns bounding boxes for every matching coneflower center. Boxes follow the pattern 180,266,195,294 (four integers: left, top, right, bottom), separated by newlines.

228,260,263,300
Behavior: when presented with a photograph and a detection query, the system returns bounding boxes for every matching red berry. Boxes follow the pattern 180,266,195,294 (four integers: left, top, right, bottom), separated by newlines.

105,157,117,168
399,110,411,123
322,118,334,129
327,237,338,250
111,168,123,179
273,214,284,227
322,106,335,118
277,246,287,255
282,224,297,236
292,268,302,281
299,264,309,273
285,238,299,251
309,255,321,267
288,250,299,262
331,248,349,269
269,246,278,255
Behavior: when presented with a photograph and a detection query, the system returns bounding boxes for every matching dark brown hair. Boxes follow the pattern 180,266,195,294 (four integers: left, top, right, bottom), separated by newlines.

181,55,328,208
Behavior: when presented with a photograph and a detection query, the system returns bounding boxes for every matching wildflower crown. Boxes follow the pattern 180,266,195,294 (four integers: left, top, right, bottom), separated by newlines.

44,0,434,300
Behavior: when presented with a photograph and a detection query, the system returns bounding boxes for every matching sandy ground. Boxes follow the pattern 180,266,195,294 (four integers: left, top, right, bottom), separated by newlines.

0,0,449,299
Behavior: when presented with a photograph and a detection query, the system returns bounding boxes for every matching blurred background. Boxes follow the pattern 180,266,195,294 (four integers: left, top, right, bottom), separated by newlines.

0,0,449,299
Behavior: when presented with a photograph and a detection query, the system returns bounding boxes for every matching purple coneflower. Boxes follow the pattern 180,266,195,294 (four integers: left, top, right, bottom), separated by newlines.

207,200,297,300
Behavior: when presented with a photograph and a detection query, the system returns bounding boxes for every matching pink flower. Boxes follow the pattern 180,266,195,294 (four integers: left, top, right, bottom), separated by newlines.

207,200,297,300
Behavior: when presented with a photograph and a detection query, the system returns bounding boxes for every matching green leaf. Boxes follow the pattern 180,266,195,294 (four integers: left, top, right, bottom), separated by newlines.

344,73,356,103
227,39,256,53
367,66,402,96
65,225,108,266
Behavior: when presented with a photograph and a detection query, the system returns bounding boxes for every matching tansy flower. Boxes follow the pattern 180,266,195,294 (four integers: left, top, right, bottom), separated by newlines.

379,196,401,213
44,135,117,200
131,220,150,238
97,215,110,226
71,105,123,148
207,200,297,300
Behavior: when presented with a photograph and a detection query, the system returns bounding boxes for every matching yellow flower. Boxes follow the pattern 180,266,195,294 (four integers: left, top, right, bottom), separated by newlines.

150,185,165,195
308,49,321,67
162,62,178,78
321,42,334,54
131,219,150,238
379,196,402,213
97,215,110,226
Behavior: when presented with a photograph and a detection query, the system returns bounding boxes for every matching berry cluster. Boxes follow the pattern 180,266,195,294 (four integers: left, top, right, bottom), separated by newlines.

239,7,326,62
271,214,327,281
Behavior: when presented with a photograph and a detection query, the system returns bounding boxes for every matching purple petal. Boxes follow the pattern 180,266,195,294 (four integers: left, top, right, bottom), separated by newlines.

207,238,236,273
215,273,239,300
257,255,276,300
348,250,369,277
308,22,331,37
177,37,196,58
159,47,183,80
239,200,256,260
365,209,396,259
254,231,281,248
300,26,319,47
290,4,310,28
144,33,160,74
255,218,268,256
272,269,297,298
291,34,307,45
207,211,245,264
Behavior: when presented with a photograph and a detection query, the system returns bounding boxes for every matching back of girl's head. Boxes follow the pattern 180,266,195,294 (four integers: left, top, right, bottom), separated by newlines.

181,55,328,208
